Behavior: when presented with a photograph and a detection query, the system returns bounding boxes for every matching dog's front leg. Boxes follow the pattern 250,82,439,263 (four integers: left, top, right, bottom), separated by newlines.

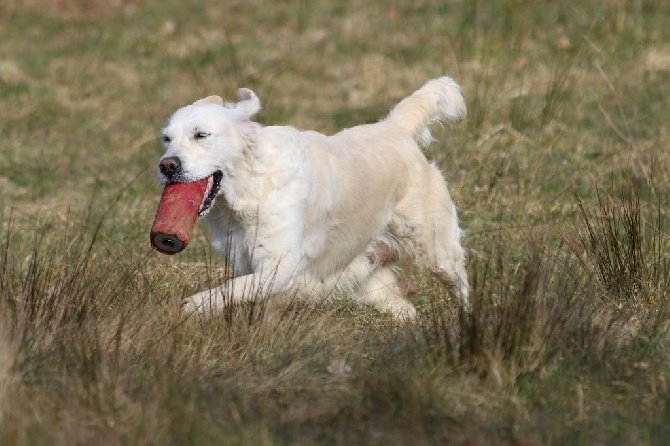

181,261,297,315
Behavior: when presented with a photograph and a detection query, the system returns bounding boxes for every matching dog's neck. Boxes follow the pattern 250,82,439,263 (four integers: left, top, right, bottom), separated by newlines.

216,123,299,218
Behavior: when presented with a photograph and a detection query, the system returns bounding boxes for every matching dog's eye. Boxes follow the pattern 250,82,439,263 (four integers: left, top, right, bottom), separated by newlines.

194,131,211,140
162,135,171,144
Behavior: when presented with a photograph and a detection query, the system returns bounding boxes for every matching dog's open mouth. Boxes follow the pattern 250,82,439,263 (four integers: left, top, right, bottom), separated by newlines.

150,170,223,255
198,170,223,217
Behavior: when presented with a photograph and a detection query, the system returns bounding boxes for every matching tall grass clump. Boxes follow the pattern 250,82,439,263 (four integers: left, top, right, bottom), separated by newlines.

415,234,594,383
577,185,670,307
434,181,669,375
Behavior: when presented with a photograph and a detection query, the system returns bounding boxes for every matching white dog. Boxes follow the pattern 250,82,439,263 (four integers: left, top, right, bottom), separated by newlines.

158,76,469,320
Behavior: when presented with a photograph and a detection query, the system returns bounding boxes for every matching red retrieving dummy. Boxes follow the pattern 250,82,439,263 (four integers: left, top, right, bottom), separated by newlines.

150,178,209,254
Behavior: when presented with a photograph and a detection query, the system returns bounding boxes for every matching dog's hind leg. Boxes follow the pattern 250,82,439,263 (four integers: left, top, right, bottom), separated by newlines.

353,266,416,321
395,166,469,308
422,204,469,308
431,237,469,308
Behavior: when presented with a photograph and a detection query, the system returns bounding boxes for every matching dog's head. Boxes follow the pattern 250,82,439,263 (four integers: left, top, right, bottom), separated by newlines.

158,88,261,215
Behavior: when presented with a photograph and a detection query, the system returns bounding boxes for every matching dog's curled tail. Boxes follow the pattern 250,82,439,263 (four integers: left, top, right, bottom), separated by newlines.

386,76,466,148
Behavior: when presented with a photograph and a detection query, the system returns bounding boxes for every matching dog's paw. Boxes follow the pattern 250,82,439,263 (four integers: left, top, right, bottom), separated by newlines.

390,301,417,322
375,297,416,322
180,295,204,315
180,290,225,316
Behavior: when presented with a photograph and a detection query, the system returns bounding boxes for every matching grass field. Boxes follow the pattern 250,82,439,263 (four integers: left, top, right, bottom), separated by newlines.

1,0,670,443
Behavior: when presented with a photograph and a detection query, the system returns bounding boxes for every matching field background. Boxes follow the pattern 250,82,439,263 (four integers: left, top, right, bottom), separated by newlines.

1,0,670,444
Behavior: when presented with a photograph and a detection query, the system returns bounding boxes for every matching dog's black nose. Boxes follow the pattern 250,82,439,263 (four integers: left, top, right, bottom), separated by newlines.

159,156,182,180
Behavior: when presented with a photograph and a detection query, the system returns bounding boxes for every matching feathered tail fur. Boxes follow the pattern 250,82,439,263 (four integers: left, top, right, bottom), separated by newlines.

385,76,466,148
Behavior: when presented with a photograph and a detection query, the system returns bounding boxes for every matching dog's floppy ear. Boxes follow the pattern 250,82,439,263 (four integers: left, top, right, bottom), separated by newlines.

235,88,261,118
194,95,224,106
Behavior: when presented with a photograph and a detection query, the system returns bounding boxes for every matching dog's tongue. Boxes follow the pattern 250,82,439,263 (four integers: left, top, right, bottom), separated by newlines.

150,179,209,255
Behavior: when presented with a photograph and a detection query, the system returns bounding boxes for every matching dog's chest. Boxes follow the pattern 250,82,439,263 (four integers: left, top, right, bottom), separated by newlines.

204,212,258,275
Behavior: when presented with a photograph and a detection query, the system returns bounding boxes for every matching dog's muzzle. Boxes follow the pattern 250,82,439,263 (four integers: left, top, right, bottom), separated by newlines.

159,156,182,182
